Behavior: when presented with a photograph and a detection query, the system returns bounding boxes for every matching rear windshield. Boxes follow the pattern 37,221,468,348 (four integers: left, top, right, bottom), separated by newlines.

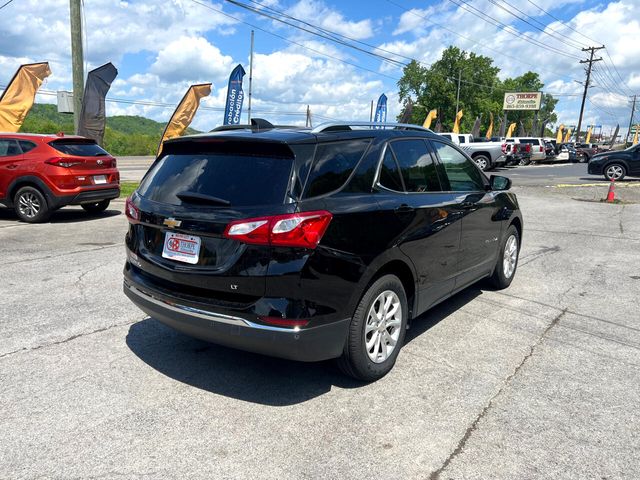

518,139,539,145
49,140,109,156
137,154,293,207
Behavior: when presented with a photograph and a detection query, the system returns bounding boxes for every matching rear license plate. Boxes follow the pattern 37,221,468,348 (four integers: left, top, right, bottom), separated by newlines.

93,175,107,184
162,232,201,264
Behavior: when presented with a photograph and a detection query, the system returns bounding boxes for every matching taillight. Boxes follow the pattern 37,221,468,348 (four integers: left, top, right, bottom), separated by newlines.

224,211,333,249
540,145,544,152
125,196,140,224
45,157,83,168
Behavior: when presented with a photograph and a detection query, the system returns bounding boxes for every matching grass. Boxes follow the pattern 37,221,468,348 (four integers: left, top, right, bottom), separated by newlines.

120,181,139,198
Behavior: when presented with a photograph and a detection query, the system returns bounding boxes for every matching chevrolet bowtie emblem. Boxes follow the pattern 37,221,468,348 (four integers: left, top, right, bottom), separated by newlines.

163,217,181,228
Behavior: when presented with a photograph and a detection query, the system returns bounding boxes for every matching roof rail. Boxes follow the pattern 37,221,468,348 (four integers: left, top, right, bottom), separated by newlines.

310,122,432,134
209,119,306,133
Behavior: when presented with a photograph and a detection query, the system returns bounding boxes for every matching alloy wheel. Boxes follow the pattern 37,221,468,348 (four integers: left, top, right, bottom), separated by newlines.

605,165,624,180
364,290,402,363
503,234,518,279
18,192,41,219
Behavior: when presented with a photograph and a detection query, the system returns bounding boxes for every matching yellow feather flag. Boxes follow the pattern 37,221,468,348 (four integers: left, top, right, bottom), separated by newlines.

422,109,437,129
585,126,593,144
0,62,51,132
485,113,494,140
506,122,517,138
633,126,639,145
452,109,463,134
556,124,564,143
157,83,212,156
564,128,572,143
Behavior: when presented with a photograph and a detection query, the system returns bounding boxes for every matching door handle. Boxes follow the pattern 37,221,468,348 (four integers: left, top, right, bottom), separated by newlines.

394,204,415,214
6,164,18,169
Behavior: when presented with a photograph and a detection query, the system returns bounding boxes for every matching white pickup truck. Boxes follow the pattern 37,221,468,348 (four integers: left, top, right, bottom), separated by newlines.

438,133,507,171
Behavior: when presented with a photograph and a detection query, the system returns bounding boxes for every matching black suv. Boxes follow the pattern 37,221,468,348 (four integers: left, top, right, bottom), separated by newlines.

124,121,523,381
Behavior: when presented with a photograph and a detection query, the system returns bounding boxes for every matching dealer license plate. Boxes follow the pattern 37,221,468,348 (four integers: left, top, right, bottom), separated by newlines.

93,175,107,184
162,232,201,264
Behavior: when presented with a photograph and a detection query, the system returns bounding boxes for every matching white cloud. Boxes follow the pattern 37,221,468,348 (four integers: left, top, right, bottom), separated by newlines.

287,1,374,40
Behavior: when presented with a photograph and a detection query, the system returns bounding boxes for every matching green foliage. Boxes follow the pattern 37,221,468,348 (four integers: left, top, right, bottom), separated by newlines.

397,46,558,136
20,104,201,156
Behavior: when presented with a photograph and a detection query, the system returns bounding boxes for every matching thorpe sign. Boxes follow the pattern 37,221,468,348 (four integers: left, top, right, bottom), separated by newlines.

503,92,542,111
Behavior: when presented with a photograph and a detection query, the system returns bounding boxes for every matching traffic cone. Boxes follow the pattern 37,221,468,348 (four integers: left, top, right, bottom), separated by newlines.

606,178,616,203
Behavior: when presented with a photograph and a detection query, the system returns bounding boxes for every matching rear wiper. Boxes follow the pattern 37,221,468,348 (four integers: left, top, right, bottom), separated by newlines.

176,191,232,206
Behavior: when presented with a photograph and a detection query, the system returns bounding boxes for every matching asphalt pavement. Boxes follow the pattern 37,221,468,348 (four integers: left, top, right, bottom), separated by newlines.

1,184,639,478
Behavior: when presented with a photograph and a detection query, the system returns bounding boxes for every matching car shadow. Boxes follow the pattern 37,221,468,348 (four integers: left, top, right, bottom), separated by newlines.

125,285,484,406
0,207,121,224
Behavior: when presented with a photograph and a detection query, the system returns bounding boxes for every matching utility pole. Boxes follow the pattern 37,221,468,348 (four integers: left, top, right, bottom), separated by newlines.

247,30,254,124
626,95,637,144
455,69,462,114
575,46,604,143
69,0,84,134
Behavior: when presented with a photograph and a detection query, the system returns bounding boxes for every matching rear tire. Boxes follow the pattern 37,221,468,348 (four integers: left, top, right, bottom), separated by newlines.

14,186,51,223
81,199,111,213
337,275,408,382
489,225,520,290
473,154,490,171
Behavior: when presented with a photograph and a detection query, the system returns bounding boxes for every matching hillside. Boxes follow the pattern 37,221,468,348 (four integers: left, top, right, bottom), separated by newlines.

20,104,200,156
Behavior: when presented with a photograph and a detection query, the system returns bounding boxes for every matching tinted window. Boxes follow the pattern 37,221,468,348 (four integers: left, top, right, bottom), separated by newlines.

458,136,466,144
432,141,485,192
49,140,109,156
390,139,441,193
518,139,539,145
378,148,404,191
304,139,370,198
0,139,20,157
19,140,37,153
138,154,293,207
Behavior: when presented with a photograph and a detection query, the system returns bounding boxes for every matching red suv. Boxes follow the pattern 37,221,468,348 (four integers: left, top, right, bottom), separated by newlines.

0,133,120,222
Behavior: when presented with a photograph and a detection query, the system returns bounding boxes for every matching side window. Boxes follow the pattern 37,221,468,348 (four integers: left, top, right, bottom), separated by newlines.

18,140,37,153
378,148,404,191
0,139,20,157
458,136,466,144
390,139,441,193
431,141,485,192
303,139,371,198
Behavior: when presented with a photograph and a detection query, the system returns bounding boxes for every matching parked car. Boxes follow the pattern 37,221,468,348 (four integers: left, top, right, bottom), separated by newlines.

123,120,523,381
556,145,569,161
437,133,506,171
575,143,599,163
503,139,532,166
544,141,555,158
516,137,547,162
565,143,581,163
0,133,120,222
588,143,640,180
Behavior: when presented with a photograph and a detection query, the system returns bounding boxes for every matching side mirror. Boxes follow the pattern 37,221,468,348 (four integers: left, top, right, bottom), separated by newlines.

490,175,511,191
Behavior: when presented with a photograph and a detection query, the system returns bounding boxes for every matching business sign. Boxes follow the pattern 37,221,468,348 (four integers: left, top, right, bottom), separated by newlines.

503,91,542,111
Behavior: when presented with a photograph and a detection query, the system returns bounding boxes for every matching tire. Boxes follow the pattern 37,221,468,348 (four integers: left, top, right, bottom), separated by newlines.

580,154,589,164
488,225,520,290
473,154,490,171
81,199,111,213
14,186,51,223
518,157,531,166
604,163,626,181
337,274,408,382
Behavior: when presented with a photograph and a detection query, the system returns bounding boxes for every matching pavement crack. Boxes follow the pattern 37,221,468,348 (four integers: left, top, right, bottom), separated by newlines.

4,243,123,266
619,205,625,234
0,318,143,360
429,308,568,480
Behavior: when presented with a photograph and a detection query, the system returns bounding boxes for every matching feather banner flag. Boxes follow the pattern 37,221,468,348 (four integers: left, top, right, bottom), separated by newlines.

609,124,619,146
157,83,212,156
452,110,463,134
556,124,564,144
517,121,526,137
498,113,507,137
585,126,593,144
564,128,572,143
471,115,481,138
374,94,387,123
399,99,414,124
423,109,437,129
77,63,118,146
485,113,494,140
223,64,245,125
506,122,516,138
0,62,51,132
634,126,639,145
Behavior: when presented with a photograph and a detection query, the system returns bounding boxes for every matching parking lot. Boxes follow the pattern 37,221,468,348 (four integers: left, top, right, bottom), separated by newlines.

1,167,639,479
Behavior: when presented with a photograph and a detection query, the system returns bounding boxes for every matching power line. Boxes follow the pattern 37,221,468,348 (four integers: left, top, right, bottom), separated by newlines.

0,0,16,10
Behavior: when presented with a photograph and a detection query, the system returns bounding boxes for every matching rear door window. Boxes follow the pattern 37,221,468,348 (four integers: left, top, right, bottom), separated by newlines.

431,141,485,192
49,140,109,156
303,139,371,198
390,139,441,193
0,139,20,157
138,153,294,207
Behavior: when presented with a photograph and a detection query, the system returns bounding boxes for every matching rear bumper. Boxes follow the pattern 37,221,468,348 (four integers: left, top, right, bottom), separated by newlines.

52,187,120,208
123,279,350,362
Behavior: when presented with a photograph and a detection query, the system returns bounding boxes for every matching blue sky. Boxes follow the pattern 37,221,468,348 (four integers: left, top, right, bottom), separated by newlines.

1,0,638,136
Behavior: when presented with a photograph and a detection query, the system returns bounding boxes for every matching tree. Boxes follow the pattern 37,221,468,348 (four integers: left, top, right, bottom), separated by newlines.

397,46,558,137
